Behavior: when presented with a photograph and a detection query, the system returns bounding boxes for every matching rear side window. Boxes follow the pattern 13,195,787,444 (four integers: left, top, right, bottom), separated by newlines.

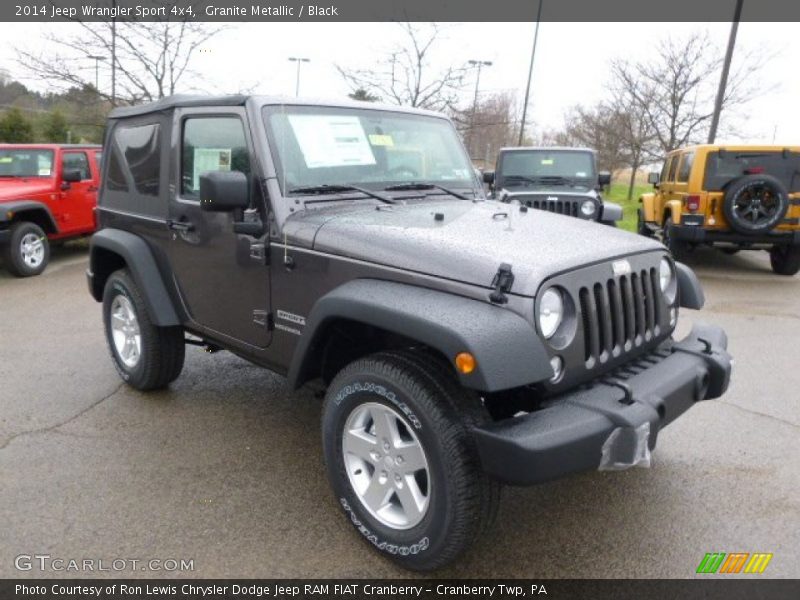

106,147,128,192
667,154,680,182
113,123,162,197
181,117,251,197
677,152,694,183
62,152,91,180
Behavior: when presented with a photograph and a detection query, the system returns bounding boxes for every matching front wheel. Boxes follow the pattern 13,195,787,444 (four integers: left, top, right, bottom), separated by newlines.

322,351,499,571
770,245,800,276
102,269,185,390
3,221,50,277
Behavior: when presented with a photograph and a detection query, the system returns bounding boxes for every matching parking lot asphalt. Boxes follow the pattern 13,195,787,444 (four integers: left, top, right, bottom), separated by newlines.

1,243,798,579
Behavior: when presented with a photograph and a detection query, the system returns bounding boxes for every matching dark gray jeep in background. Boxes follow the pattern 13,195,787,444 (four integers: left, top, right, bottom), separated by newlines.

86,95,732,570
484,146,622,224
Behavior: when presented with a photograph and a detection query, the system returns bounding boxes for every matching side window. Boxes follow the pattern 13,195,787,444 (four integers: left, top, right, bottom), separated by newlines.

677,151,694,183
106,146,128,192
667,154,680,182
62,152,90,180
114,123,162,197
660,157,672,182
181,116,250,198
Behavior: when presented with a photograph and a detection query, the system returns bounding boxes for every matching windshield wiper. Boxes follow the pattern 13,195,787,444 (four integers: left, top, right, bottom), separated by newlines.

287,184,398,204
383,182,469,200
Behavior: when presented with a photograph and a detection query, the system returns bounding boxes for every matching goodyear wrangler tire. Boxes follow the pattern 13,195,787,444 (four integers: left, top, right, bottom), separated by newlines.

723,174,789,235
322,351,499,571
102,269,185,390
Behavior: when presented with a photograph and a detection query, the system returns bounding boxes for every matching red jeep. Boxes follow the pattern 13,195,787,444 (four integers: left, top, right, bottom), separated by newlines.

0,144,102,276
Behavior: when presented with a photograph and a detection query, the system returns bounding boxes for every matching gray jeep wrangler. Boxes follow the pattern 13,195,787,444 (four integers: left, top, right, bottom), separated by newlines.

87,95,732,570
484,146,622,224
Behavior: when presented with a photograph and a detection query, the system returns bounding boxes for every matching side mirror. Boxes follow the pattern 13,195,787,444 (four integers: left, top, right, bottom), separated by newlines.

597,171,611,186
482,170,495,184
62,169,83,183
199,171,249,212
647,172,660,186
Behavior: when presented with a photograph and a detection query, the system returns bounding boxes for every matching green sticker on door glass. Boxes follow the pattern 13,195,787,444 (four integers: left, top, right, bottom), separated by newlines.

541,159,554,165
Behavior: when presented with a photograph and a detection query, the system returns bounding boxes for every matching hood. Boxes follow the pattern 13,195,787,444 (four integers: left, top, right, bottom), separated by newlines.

286,199,664,297
0,178,54,202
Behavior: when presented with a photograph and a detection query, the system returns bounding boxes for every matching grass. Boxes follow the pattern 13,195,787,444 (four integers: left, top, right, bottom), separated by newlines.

605,182,653,232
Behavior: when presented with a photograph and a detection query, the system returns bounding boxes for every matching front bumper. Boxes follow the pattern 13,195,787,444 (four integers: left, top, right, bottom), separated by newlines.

472,323,732,485
670,222,800,246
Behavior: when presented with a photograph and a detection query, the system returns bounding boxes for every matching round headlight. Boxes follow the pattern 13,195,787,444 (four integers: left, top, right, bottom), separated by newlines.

539,288,564,339
580,200,596,216
660,257,677,304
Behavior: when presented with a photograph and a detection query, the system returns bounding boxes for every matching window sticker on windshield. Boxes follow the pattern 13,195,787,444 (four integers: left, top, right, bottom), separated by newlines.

541,159,554,165
0,157,12,163
38,168,51,176
288,115,376,169
576,171,587,177
368,134,394,147
193,148,231,189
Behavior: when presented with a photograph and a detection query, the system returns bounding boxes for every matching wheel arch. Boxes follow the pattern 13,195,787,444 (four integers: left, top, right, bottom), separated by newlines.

88,229,181,327
287,279,552,393
0,200,58,234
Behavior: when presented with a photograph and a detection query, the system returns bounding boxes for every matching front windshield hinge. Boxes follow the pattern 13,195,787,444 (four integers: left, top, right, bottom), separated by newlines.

489,263,514,304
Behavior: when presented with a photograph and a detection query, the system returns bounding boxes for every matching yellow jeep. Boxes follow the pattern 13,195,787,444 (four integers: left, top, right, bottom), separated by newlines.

639,145,800,275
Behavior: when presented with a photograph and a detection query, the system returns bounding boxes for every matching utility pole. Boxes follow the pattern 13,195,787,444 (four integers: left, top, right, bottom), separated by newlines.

468,59,492,158
708,0,744,144
518,0,544,146
288,57,310,97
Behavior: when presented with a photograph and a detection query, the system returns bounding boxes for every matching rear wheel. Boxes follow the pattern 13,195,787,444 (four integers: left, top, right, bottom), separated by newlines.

102,269,185,390
322,351,499,571
663,217,688,261
769,245,800,276
3,221,50,277
637,209,653,237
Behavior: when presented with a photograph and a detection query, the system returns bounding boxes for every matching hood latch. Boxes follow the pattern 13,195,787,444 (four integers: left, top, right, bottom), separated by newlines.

489,263,514,304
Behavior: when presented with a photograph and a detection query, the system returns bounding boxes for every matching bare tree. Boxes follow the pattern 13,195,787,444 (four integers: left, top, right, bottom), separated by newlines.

451,92,519,165
336,23,470,112
610,31,762,157
17,4,224,105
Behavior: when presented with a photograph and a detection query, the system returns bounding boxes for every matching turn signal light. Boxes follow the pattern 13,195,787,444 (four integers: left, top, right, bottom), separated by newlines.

455,352,476,375
686,195,700,211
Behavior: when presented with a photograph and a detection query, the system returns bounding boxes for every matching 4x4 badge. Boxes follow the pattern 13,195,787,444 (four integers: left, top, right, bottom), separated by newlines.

612,259,632,277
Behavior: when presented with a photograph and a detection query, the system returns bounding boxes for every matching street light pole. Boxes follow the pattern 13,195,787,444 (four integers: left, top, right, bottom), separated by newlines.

468,59,492,158
288,57,310,97
87,55,106,91
708,0,744,144
518,0,543,146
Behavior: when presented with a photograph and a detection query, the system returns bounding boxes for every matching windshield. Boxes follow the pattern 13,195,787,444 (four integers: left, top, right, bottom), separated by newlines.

704,151,800,192
0,149,55,178
263,105,475,195
500,150,595,183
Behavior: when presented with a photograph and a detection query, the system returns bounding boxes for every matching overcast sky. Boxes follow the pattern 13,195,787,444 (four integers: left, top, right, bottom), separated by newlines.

2,21,798,144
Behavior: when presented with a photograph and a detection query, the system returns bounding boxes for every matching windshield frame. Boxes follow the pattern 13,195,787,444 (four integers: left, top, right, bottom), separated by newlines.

261,103,480,200
0,148,56,179
496,149,597,189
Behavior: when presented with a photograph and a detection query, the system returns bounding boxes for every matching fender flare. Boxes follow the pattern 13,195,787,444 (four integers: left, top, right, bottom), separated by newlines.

599,201,623,223
639,193,657,223
287,279,552,393
664,200,682,225
88,229,181,326
0,200,58,232
675,261,705,310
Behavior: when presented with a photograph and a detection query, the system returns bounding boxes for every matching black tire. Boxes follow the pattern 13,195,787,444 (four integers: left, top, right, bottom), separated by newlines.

720,247,741,255
723,174,789,235
637,208,653,237
322,350,500,571
3,221,50,277
769,245,800,276
663,216,688,261
102,269,185,390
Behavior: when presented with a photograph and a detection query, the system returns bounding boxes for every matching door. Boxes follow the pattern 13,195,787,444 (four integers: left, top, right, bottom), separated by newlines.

60,150,98,234
166,109,272,348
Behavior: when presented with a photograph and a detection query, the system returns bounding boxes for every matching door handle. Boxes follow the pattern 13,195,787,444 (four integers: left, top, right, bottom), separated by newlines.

167,219,194,232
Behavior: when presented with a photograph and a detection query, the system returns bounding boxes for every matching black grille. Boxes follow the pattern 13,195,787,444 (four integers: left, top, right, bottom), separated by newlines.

578,268,662,368
525,197,580,217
